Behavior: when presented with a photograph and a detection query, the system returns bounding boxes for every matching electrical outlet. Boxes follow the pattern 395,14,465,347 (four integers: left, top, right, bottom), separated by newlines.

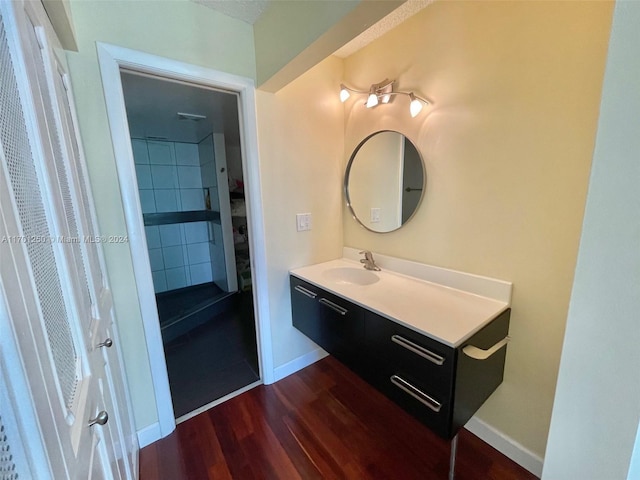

370,207,381,223
296,213,312,231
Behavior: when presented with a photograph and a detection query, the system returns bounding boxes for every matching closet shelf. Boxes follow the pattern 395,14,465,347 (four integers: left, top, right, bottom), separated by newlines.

143,210,221,227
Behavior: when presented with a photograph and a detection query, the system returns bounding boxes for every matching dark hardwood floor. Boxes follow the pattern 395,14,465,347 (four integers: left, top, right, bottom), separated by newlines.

140,356,537,479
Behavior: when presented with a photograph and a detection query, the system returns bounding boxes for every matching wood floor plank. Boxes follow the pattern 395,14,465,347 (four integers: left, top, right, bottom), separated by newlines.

175,420,213,479
250,387,327,479
138,442,160,479
281,413,343,479
240,394,302,480
140,356,538,480
187,407,233,479
207,401,255,479
154,431,190,479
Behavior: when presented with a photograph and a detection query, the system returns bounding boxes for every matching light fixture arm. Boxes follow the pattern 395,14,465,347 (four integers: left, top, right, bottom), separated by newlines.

383,91,429,105
339,84,371,95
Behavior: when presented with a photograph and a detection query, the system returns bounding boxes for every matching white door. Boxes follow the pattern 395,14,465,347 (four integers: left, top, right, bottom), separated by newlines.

0,1,137,478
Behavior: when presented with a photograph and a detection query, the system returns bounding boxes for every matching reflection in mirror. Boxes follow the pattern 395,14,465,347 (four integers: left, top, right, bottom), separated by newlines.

345,131,425,233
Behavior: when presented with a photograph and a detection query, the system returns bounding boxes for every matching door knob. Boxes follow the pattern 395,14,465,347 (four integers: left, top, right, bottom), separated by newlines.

96,338,113,348
88,410,109,427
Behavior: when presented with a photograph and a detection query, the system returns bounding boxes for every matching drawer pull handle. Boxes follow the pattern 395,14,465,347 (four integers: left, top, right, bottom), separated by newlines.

319,298,348,315
462,336,510,360
294,285,317,299
390,375,441,413
391,335,445,366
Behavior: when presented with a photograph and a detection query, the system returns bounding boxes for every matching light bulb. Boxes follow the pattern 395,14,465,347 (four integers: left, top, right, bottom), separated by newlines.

366,93,379,108
409,93,423,118
339,84,350,102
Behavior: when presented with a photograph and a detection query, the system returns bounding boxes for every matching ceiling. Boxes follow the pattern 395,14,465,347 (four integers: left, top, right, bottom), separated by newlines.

190,0,434,58
191,0,270,25
333,0,433,58
121,71,241,146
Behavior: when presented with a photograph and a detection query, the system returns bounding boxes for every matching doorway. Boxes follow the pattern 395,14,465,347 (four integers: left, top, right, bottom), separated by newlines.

97,43,274,440
120,72,260,420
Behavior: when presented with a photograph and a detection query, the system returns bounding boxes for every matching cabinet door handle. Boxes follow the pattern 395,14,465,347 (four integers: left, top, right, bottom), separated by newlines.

390,375,442,413
318,298,348,316
294,285,317,299
462,336,510,360
391,335,445,366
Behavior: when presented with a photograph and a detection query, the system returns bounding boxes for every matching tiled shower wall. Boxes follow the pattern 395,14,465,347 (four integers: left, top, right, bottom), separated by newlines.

132,139,214,293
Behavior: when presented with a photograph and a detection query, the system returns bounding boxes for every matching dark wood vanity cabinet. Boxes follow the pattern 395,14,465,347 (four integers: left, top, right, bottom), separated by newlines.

290,275,510,440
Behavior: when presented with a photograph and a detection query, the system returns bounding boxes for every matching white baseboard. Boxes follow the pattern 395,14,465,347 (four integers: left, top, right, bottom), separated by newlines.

274,348,328,382
137,422,162,449
465,416,543,478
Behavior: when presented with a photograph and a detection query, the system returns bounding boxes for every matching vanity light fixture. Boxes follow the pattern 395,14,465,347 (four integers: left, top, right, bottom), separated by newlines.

339,79,429,118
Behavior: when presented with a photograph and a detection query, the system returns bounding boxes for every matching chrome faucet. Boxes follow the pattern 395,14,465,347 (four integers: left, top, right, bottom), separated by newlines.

359,250,381,271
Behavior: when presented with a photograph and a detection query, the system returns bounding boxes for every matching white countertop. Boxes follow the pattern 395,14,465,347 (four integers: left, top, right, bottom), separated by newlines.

290,255,511,348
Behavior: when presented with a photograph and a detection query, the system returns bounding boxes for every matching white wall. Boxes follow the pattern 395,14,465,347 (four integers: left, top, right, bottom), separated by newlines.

255,56,345,369
542,1,640,477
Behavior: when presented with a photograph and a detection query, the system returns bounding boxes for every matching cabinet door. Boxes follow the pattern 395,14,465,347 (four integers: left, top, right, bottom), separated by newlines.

290,276,364,369
315,287,364,367
290,276,323,344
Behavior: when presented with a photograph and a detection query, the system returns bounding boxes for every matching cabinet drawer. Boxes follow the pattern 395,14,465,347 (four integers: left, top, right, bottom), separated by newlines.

376,371,452,438
363,311,454,398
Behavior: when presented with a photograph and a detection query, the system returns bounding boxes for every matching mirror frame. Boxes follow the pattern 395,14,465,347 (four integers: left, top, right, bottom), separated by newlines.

344,130,426,234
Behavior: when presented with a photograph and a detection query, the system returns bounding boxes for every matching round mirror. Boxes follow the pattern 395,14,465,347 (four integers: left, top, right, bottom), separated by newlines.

345,131,425,233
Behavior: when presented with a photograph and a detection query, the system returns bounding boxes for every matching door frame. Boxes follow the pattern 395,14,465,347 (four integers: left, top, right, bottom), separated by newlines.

96,43,274,442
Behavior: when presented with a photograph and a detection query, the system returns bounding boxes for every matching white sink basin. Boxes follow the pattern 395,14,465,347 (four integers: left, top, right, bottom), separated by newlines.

322,267,380,286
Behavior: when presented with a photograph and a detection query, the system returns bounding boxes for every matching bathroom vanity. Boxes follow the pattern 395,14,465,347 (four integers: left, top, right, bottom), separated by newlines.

290,250,511,440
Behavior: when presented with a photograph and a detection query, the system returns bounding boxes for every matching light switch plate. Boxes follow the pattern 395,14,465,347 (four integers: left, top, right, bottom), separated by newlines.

296,213,312,231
